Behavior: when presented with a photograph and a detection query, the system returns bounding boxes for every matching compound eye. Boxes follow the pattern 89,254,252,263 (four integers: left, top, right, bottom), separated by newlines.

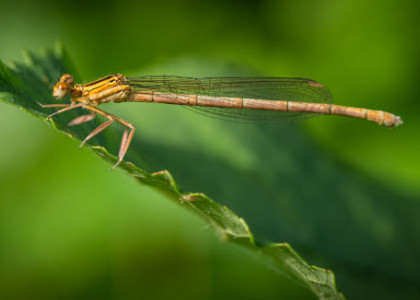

60,74,74,85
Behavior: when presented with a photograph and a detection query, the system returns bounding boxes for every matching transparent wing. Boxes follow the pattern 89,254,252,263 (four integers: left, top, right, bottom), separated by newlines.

126,76,333,121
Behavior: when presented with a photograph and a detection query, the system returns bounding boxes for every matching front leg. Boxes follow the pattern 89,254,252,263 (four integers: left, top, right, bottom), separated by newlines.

37,101,86,119
37,102,71,109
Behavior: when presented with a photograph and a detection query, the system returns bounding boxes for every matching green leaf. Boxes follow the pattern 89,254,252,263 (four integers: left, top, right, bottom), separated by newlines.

0,44,344,299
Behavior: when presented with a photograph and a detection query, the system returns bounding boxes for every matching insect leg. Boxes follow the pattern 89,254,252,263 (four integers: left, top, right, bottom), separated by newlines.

37,102,71,108
45,103,86,118
84,106,135,169
68,113,96,126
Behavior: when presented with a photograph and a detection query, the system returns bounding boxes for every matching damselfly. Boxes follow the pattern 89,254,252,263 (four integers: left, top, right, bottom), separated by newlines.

40,74,402,168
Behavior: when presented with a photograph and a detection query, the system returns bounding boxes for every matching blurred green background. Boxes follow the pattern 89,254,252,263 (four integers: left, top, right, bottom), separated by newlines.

1,0,419,299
